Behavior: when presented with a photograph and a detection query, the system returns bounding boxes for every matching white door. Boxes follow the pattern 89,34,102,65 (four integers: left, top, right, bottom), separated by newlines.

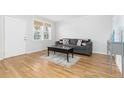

5,16,26,58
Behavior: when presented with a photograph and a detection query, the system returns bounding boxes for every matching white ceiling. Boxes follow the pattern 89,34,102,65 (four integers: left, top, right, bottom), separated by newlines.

40,15,84,22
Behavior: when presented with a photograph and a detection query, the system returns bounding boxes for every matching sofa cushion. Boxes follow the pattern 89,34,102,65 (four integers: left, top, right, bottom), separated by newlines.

69,39,78,45
74,46,87,50
65,44,77,48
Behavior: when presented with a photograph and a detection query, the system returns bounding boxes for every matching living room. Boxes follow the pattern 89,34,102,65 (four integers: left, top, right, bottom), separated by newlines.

0,15,123,78
1,0,124,93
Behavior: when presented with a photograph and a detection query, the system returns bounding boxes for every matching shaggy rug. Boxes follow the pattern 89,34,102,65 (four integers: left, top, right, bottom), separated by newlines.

41,53,80,67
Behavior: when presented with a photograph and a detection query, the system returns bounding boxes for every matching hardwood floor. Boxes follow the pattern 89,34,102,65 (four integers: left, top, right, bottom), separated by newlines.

0,51,121,78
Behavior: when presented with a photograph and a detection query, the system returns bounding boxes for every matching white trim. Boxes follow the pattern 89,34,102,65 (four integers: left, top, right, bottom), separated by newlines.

93,51,107,55
0,16,4,59
1,16,5,59
26,48,46,54
27,50,107,55
0,58,3,60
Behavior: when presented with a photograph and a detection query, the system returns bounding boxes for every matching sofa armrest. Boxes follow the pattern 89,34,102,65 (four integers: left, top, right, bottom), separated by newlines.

86,42,92,46
86,42,93,54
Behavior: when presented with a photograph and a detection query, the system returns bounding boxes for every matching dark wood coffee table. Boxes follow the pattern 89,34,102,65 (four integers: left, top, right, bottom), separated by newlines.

47,45,74,62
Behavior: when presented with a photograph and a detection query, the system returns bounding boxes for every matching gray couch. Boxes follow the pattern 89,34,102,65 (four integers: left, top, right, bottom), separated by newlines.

55,38,92,56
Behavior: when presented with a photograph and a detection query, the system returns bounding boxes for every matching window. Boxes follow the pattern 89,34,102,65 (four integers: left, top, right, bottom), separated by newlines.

43,23,52,40
33,19,52,40
33,20,43,40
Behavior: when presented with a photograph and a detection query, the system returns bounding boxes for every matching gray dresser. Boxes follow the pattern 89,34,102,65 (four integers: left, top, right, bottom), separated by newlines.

107,40,124,77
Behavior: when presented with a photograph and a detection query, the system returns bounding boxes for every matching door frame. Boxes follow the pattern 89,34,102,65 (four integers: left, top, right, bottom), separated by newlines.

4,16,27,59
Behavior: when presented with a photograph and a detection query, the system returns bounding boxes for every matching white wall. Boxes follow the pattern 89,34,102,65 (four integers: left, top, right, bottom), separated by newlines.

56,16,112,54
1,15,56,57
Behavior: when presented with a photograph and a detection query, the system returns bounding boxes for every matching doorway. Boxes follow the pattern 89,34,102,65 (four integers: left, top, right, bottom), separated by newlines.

4,16,27,58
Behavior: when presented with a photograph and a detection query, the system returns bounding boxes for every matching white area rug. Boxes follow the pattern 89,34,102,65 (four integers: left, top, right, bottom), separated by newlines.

41,53,80,67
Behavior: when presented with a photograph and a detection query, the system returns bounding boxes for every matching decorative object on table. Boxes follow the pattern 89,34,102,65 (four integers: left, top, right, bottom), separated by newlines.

112,30,115,42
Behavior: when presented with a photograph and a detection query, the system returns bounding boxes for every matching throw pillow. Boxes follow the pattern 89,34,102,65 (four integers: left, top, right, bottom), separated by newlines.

77,39,82,46
59,39,63,44
63,39,69,45
82,42,87,46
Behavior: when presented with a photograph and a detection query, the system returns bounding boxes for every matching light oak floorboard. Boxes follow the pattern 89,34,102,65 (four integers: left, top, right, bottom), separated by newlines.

0,51,121,78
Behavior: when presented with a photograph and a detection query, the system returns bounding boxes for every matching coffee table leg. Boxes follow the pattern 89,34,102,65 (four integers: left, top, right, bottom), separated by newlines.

72,52,73,58
72,49,74,58
54,51,55,54
67,53,69,62
48,49,49,56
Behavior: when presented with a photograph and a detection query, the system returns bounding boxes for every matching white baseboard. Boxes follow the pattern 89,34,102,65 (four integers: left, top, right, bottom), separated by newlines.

26,49,46,54
93,51,107,55
0,58,3,60
26,50,107,55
